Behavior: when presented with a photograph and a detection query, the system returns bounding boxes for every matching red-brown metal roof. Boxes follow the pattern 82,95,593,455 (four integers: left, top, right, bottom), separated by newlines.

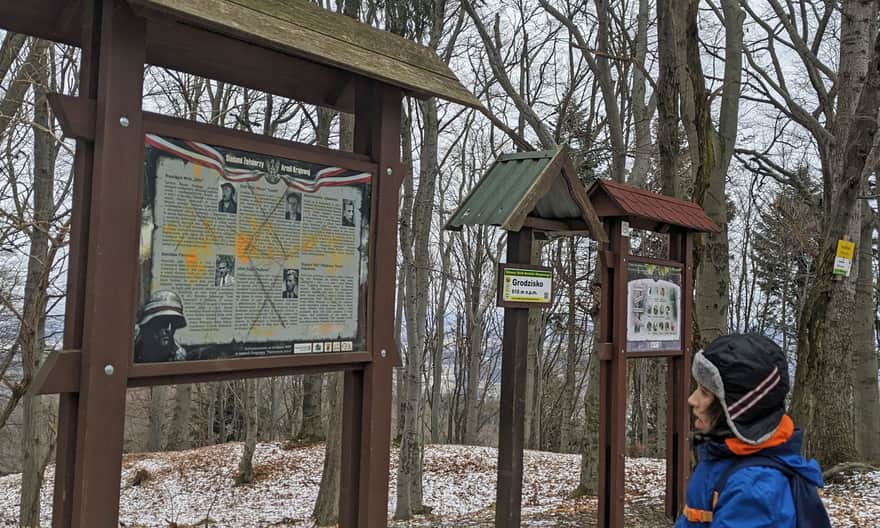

588,179,720,233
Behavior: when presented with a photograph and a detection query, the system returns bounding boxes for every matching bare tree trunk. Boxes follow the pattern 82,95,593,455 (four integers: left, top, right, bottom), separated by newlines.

524,241,543,449
793,0,880,466
396,95,438,518
147,386,166,451
464,302,483,444
0,32,26,86
691,0,742,346
311,32,357,513
637,362,649,454
19,38,53,528
396,102,415,445
449,313,465,443
576,317,600,496
167,384,192,450
0,36,39,141
656,0,682,197
313,372,343,525
0,37,52,436
430,230,451,444
559,238,578,452
235,378,258,485
629,0,655,187
654,360,667,455
267,378,283,440
853,200,880,463
207,383,218,444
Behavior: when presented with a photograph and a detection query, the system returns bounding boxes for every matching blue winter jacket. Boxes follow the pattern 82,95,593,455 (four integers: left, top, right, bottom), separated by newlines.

674,430,823,527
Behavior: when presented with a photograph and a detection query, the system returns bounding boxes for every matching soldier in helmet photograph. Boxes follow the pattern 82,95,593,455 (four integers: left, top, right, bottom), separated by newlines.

134,290,188,363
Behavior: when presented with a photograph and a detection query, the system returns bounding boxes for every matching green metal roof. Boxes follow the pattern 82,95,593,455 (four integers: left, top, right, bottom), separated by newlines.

445,146,607,241
446,149,556,228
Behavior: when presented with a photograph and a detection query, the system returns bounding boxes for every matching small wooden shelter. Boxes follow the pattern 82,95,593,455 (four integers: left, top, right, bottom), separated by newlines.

446,147,606,526
448,161,719,528
587,179,719,526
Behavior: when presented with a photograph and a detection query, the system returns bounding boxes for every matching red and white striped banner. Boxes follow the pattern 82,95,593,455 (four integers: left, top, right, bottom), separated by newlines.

145,134,371,193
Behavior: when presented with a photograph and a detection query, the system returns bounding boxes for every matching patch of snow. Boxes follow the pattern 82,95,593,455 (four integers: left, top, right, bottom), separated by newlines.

0,442,877,527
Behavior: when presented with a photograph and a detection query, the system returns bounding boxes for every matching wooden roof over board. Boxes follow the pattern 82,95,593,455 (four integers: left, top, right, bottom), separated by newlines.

0,1,481,111
588,179,720,233
128,0,482,109
445,146,608,242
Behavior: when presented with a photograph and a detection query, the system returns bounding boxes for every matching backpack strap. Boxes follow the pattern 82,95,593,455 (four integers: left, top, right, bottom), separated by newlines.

713,454,794,498
682,504,714,523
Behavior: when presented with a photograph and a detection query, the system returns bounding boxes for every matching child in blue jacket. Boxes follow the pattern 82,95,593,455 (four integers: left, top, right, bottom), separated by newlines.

675,334,827,527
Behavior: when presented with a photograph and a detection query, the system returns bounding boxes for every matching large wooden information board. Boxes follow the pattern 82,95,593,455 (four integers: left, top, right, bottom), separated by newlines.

137,134,371,363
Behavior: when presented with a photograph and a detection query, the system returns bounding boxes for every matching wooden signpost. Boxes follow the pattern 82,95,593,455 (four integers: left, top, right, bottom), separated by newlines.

448,154,719,528
588,180,720,526
3,1,480,526
446,147,608,526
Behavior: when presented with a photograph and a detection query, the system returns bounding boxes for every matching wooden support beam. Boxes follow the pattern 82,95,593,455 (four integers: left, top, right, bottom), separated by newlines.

625,349,684,359
31,351,81,394
521,216,570,232
665,231,693,519
68,2,146,525
495,228,532,527
0,1,84,45
339,79,402,528
32,349,373,393
53,2,101,523
560,156,608,242
598,220,628,528
47,95,377,172
47,94,95,140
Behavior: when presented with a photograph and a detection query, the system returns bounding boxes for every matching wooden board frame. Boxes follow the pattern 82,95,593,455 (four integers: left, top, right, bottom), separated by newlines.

35,109,382,392
623,256,685,357
8,1,403,527
134,120,376,370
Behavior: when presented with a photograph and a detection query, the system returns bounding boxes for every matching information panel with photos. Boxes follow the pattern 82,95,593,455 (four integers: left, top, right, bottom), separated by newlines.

625,262,682,352
134,134,370,363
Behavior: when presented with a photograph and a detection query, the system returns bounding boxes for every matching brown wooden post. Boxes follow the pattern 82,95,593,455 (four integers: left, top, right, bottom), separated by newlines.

665,231,693,518
494,228,533,527
598,219,628,528
53,2,100,526
340,79,402,527
67,1,145,525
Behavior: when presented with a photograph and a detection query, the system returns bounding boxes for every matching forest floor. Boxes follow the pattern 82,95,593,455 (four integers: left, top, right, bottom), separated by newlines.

0,441,877,527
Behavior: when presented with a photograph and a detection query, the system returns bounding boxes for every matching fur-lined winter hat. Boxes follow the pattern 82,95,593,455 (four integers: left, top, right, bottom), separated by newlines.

692,333,789,445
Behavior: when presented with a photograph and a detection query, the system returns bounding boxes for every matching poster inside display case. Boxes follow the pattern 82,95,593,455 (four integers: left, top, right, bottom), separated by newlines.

134,133,370,363
626,262,681,352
